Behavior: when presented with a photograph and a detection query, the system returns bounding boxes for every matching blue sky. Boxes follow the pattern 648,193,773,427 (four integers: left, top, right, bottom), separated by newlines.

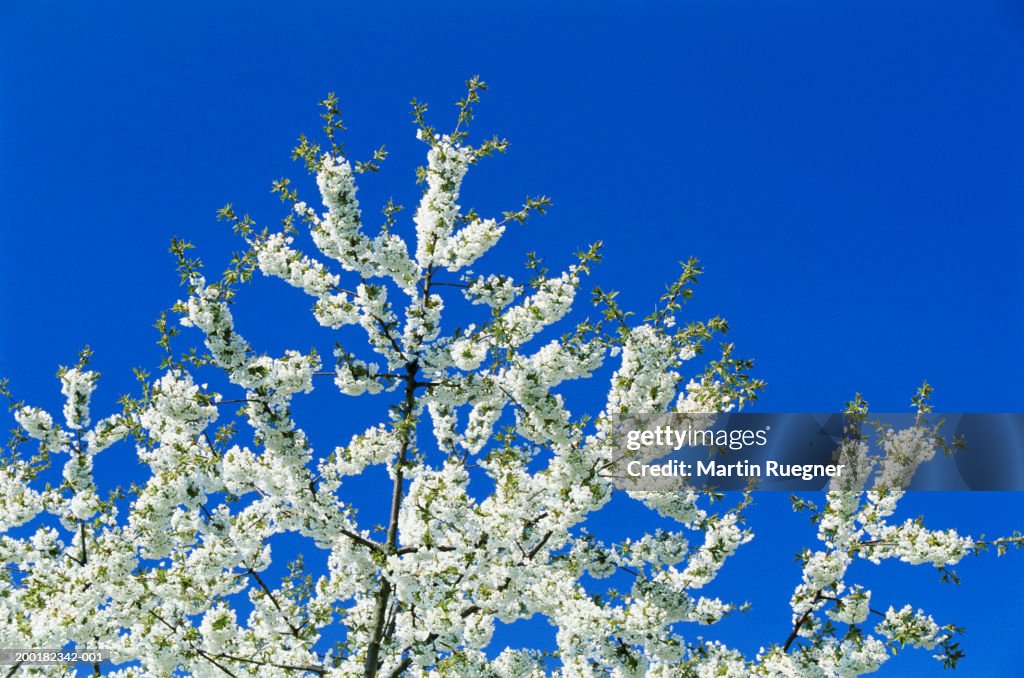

2,1,1022,674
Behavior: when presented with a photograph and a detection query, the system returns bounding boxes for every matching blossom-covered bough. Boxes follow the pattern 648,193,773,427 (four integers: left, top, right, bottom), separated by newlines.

1,79,1021,677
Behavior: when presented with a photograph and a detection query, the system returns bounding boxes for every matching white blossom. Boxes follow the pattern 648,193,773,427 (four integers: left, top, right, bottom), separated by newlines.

60,367,98,430
1,88,1017,678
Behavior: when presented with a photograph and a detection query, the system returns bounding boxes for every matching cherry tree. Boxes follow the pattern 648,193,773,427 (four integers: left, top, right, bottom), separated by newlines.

2,79,1021,677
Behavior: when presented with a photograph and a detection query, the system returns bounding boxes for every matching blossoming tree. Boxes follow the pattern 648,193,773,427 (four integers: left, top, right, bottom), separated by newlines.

2,80,1021,677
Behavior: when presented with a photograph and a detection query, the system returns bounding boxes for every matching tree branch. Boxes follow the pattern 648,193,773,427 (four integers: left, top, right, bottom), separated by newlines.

782,591,822,652
364,358,420,677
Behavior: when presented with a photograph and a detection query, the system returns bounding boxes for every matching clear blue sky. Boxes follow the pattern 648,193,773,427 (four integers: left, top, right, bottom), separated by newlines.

1,2,1022,674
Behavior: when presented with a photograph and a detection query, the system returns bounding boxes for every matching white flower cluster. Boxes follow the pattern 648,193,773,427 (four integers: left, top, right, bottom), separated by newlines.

463,273,522,308
872,425,937,491
876,604,945,649
442,218,504,271
178,275,250,371
768,414,988,675
607,326,681,415
330,424,401,477
334,352,386,396
14,406,65,450
2,99,1017,678
255,232,340,297
138,371,219,450
826,587,871,625
0,466,43,531
60,367,98,429
499,267,581,347
414,134,476,270
307,154,416,288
